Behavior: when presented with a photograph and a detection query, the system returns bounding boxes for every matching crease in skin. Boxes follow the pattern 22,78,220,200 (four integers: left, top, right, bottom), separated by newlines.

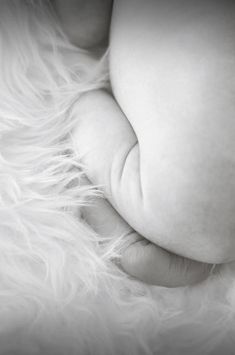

104,90,145,205
71,80,219,286
57,0,219,286
73,88,232,264
118,141,137,182
136,144,144,202
108,0,235,264
117,141,144,203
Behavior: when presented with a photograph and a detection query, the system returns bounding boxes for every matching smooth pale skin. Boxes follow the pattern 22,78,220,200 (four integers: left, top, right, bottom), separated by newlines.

74,0,235,261
108,0,235,264
55,0,235,285
73,93,213,287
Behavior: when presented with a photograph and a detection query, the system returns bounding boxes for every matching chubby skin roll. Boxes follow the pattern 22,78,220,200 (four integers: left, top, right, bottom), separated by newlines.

73,90,214,286
108,0,235,264
74,0,235,266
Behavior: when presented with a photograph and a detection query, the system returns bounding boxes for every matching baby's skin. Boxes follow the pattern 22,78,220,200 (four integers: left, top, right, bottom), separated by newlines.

55,0,235,286
108,0,235,264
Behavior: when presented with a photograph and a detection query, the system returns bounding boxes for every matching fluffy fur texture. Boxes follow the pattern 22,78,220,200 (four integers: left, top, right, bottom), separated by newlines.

1,1,235,354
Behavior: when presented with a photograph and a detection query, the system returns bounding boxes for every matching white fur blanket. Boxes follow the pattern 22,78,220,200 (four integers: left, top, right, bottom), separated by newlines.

1,1,235,354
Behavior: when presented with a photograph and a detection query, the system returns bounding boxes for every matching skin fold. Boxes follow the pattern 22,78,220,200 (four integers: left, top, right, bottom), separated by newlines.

55,0,235,285
73,89,214,286
108,0,235,264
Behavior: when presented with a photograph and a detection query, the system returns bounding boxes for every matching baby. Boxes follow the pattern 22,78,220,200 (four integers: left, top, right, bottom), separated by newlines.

55,0,235,286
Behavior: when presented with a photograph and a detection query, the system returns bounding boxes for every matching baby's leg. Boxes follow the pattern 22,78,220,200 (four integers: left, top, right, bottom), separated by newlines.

73,90,212,287
74,0,235,265
108,0,235,264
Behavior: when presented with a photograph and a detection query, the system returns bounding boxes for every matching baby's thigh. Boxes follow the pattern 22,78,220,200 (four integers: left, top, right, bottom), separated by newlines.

110,0,235,263
110,0,235,131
